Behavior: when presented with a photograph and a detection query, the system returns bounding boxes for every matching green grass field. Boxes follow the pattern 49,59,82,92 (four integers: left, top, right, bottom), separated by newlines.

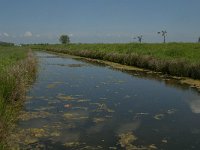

0,46,27,70
0,46,37,149
32,43,200,79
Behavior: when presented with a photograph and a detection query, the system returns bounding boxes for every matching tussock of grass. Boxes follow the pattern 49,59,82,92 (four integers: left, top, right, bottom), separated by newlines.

0,46,37,148
32,43,200,79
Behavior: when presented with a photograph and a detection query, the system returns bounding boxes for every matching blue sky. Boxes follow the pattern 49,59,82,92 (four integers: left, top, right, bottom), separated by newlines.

0,0,200,43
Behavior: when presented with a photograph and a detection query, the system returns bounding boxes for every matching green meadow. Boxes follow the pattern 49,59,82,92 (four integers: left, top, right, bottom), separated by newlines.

32,43,200,79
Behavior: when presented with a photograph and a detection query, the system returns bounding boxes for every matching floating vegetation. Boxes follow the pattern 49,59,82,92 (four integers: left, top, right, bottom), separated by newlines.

118,132,158,150
64,104,72,108
43,122,76,131
162,139,168,143
57,94,76,101
79,145,103,150
100,82,107,85
30,128,47,138
148,144,158,149
47,122,62,129
63,112,88,120
50,131,61,137
56,64,85,67
99,97,108,100
47,83,57,89
93,117,106,123
24,136,38,145
90,102,102,106
115,80,126,84
34,106,55,111
135,112,149,115
72,106,88,111
134,112,149,119
107,108,115,113
109,147,117,150
154,114,165,120
118,132,137,148
167,109,177,114
8,127,61,148
9,130,38,148
63,142,80,147
77,99,91,103
18,111,51,121
48,101,60,105
154,110,176,120
91,103,115,113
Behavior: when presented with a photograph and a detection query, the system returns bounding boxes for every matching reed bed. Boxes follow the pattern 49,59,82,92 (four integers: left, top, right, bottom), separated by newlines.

0,46,37,149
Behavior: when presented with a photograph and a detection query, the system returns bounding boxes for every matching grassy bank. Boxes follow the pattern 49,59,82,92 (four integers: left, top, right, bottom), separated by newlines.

0,46,37,149
31,43,200,79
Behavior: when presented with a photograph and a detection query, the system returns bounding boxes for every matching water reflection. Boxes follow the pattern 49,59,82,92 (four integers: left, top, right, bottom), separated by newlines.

10,52,200,149
188,96,200,113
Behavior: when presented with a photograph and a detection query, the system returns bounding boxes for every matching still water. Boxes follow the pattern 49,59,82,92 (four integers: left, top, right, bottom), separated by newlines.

11,52,200,149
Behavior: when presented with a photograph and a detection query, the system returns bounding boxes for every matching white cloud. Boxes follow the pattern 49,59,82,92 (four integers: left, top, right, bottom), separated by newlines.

11,35,17,38
69,33,73,37
106,34,112,37
36,34,41,38
3,33,9,37
46,33,53,39
24,31,32,37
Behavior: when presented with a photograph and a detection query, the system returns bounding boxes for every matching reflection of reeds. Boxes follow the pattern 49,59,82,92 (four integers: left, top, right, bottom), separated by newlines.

32,43,200,79
0,50,37,148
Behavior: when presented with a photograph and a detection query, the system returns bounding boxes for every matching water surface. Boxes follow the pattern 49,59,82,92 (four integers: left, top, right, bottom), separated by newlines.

11,52,200,149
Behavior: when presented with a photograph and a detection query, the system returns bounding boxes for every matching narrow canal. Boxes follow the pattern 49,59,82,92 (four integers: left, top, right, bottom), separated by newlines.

10,52,200,149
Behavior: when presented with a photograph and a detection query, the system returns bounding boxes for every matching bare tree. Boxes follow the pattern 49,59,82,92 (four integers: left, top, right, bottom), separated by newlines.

133,35,143,43
158,30,167,43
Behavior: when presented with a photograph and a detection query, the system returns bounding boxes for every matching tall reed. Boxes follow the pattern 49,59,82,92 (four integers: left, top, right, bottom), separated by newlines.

0,49,37,149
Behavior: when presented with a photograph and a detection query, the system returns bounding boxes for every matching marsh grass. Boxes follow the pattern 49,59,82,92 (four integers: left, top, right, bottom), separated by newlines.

32,43,200,79
0,46,37,149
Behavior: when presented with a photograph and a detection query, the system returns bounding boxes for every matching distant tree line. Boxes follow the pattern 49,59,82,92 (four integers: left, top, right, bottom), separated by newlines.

0,41,14,46
59,33,200,44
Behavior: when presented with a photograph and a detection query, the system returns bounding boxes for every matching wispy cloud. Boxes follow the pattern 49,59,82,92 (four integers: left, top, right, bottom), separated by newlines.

69,33,73,37
3,33,9,37
24,31,33,37
36,34,41,38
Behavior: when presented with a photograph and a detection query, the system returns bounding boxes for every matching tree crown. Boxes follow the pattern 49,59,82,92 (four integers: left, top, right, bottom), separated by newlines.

59,35,70,44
